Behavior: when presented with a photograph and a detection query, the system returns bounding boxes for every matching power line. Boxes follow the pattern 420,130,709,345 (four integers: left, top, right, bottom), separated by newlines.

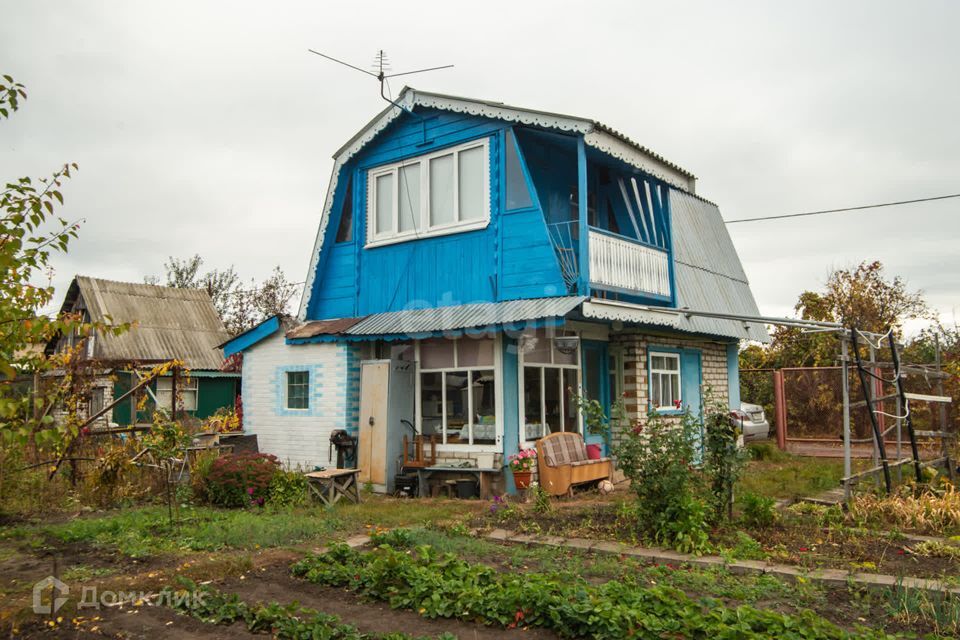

724,193,960,224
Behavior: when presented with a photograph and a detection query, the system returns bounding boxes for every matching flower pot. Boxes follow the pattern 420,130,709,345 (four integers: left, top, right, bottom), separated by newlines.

512,470,532,489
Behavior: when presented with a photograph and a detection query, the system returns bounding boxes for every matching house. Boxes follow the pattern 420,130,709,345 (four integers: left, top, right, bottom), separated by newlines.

47,276,240,426
224,88,768,492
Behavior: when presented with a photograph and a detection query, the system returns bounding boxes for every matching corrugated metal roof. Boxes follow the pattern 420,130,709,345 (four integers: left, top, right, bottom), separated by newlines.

345,297,587,337
63,276,231,369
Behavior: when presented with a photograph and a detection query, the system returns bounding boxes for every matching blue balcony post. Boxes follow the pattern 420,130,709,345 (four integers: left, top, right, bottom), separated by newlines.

577,137,589,295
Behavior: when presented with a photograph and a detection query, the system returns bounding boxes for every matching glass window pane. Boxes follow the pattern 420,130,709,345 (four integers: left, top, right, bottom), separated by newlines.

458,146,485,222
471,370,496,445
429,154,455,226
375,173,393,235
666,355,679,371
287,371,309,409
661,375,671,408
458,337,494,367
335,177,353,242
562,368,578,433
505,131,533,210
397,164,421,233
523,367,543,441
445,372,469,443
651,355,665,370
651,372,661,407
420,372,443,439
544,367,561,433
552,339,578,366
671,375,680,407
523,334,551,363
420,338,455,369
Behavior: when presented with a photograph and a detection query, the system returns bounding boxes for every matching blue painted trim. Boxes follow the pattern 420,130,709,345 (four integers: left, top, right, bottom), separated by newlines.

576,136,589,294
589,283,673,304
663,186,678,307
222,315,281,357
726,342,741,410
501,336,520,495
273,364,324,417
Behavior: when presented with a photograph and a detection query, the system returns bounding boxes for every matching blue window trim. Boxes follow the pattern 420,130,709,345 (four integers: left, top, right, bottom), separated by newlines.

646,345,695,416
274,364,323,417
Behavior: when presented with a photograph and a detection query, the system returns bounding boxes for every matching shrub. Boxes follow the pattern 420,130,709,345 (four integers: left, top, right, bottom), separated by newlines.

740,492,778,529
204,452,280,508
268,468,309,507
369,527,414,549
615,409,710,553
703,395,747,523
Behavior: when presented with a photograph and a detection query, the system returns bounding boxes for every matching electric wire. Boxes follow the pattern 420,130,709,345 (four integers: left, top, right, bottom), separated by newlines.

724,193,960,224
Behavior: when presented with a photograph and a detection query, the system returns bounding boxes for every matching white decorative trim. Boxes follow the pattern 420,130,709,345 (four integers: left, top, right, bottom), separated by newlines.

412,94,593,134
583,131,694,191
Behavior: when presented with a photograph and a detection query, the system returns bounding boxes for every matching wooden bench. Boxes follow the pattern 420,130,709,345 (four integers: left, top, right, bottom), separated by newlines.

305,468,362,506
536,432,611,497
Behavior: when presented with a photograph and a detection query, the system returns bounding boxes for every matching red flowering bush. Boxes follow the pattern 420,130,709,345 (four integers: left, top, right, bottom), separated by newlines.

204,452,280,508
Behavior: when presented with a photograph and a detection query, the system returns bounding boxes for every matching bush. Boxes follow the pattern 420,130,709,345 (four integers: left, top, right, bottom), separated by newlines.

615,409,710,553
204,453,279,508
740,492,778,528
268,468,309,507
703,396,747,523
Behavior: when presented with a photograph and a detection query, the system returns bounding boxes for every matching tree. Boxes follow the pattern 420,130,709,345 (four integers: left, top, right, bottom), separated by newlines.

145,254,239,322
147,257,300,336
0,75,127,452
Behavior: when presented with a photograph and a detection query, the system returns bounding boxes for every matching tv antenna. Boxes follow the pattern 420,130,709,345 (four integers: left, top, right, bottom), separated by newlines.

307,48,453,114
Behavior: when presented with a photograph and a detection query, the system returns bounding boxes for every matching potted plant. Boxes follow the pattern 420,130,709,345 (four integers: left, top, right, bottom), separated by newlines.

508,449,537,489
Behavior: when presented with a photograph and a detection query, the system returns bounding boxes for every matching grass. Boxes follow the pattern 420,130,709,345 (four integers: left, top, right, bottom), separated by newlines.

0,497,478,559
739,449,849,499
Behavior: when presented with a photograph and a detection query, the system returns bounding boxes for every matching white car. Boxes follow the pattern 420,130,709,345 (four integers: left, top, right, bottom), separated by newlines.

732,402,771,442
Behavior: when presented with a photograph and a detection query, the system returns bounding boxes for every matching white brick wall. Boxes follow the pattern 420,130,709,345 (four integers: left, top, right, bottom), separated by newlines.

242,333,360,470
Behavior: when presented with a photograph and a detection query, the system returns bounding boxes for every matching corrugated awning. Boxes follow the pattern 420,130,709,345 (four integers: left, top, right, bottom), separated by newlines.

286,297,587,342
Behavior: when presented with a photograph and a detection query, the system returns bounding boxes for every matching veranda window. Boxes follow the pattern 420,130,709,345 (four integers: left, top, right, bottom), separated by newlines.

521,330,580,442
649,351,681,411
418,337,497,446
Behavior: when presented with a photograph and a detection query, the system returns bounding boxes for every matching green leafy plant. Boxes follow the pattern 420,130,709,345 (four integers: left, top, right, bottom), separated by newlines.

530,481,552,514
740,492,778,529
614,409,710,553
268,468,308,507
292,543,891,639
703,392,748,522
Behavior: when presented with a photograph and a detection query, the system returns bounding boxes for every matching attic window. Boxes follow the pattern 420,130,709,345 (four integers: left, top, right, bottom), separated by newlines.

366,138,490,247
335,177,353,243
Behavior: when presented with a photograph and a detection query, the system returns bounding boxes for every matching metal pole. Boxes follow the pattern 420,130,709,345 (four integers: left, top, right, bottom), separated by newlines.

895,392,902,483
888,331,922,483
841,335,851,497
851,328,892,493
773,369,787,450
935,335,954,480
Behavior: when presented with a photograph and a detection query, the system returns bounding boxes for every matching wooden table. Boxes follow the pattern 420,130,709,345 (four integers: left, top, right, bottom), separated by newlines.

416,466,502,499
305,468,362,506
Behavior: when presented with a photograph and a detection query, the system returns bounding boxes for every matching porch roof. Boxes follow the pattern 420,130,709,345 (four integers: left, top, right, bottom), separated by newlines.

286,296,587,343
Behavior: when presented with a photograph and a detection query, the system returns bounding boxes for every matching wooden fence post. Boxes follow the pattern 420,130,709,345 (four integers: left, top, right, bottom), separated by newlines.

773,369,787,450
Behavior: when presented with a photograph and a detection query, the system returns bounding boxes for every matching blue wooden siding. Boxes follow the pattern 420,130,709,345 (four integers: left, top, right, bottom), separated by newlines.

306,110,568,320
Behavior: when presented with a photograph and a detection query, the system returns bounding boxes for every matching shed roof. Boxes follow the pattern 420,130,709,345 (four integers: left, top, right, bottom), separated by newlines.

57,276,231,369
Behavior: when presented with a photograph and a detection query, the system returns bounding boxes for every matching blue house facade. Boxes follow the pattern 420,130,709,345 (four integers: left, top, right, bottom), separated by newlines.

225,89,768,492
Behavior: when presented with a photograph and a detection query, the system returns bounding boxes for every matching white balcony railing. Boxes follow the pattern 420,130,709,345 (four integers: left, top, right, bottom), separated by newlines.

588,228,671,297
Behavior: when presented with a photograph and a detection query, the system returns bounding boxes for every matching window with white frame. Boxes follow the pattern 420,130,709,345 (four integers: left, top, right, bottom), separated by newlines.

521,330,580,442
156,376,198,412
367,139,490,246
418,337,497,447
285,371,310,410
649,351,681,411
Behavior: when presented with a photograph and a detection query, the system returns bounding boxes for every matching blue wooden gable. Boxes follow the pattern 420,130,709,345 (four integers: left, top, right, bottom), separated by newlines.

300,89,699,322
304,108,567,320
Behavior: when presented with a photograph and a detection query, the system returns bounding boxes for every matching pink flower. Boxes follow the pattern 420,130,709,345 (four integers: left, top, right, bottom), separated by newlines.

247,487,255,495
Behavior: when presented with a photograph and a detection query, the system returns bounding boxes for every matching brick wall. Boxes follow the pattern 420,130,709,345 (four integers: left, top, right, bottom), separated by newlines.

242,333,361,470
611,330,732,440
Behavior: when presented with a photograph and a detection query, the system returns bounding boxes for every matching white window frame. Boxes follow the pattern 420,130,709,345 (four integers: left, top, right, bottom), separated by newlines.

518,333,582,447
285,370,310,411
156,376,198,412
649,351,681,412
414,335,502,453
365,138,491,248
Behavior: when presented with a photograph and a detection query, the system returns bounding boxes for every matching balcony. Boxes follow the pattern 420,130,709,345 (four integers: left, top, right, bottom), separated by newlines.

547,222,671,300
588,228,670,298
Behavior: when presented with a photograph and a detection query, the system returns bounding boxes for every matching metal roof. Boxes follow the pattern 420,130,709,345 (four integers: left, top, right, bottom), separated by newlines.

58,276,231,369
335,297,586,338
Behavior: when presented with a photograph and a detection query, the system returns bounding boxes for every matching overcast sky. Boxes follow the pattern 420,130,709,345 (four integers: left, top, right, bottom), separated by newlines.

3,1,957,334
